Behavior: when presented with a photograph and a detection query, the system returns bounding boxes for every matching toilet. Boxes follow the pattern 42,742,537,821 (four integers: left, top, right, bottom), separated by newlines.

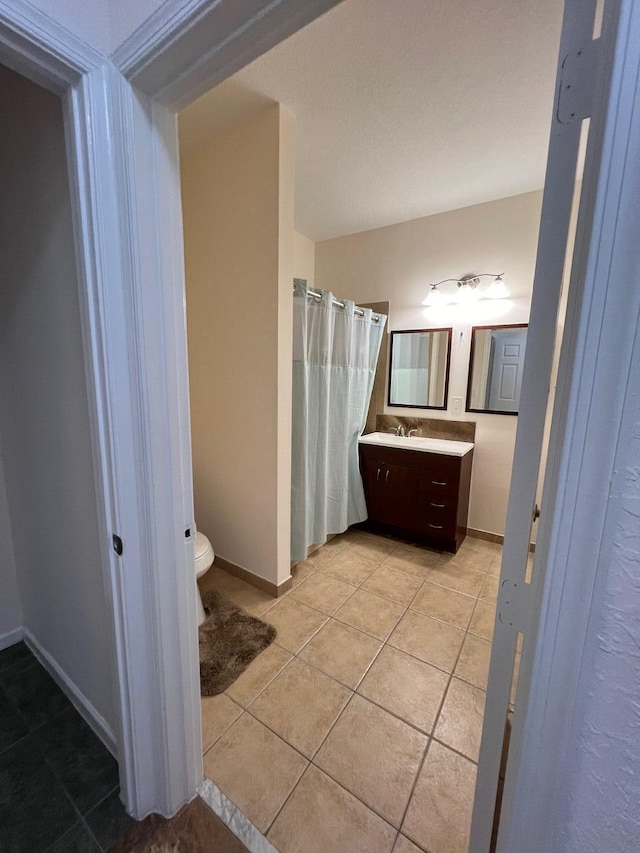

194,530,215,625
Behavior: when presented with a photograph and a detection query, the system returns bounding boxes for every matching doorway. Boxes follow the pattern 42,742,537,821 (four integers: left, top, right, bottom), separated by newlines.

0,63,126,851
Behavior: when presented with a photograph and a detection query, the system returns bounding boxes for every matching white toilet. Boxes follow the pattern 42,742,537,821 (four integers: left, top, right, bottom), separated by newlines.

194,530,215,625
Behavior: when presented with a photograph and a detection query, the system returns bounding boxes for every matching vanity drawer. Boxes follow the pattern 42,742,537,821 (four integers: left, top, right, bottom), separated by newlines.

418,469,460,498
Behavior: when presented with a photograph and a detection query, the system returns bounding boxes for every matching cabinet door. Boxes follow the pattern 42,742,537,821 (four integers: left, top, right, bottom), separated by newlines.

360,456,387,523
383,463,419,529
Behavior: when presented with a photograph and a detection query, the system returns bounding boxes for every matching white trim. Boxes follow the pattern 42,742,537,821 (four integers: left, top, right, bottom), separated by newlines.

470,1,606,844
499,0,640,847
0,626,24,652
22,628,117,756
0,0,101,91
113,0,343,109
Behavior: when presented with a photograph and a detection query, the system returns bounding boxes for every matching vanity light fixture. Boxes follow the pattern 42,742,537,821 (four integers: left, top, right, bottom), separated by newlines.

486,275,509,299
421,284,444,306
422,273,509,306
456,276,480,304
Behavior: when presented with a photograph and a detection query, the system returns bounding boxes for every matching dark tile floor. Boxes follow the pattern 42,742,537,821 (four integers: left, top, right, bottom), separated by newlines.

0,642,134,853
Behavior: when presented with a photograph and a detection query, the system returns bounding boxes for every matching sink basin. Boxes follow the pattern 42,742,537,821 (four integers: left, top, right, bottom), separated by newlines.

359,432,474,457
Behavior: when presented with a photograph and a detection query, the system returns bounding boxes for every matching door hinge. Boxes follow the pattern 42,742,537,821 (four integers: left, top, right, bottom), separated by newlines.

557,39,601,124
497,578,532,632
112,534,123,556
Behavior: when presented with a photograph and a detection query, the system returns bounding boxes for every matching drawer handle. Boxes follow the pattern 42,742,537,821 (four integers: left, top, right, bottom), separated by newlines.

430,502,446,508
428,523,444,529
376,468,381,480
432,480,447,486
385,470,390,483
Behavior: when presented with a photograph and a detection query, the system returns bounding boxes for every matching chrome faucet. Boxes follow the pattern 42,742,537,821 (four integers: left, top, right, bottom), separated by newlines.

388,425,406,437
408,428,419,438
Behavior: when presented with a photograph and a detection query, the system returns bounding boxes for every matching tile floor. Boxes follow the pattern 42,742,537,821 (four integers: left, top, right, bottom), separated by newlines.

0,642,134,853
199,529,513,853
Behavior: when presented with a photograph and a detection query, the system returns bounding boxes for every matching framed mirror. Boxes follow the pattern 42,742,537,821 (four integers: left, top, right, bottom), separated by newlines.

388,328,452,409
466,324,528,415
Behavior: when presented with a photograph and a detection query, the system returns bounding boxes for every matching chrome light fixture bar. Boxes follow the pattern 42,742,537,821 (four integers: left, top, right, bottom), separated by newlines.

422,273,509,305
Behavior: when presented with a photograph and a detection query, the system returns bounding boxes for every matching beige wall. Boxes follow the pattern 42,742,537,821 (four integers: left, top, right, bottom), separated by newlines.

316,191,545,536
293,231,315,285
181,105,295,586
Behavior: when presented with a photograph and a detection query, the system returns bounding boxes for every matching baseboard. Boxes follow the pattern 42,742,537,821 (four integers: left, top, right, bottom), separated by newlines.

214,555,292,598
22,628,117,757
467,528,504,545
467,528,536,552
0,626,24,651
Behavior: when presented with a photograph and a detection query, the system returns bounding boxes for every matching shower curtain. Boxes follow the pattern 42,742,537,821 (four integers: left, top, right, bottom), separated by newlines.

291,280,386,563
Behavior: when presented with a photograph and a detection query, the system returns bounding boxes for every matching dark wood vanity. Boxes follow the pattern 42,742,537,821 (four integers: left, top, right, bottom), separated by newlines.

359,442,473,553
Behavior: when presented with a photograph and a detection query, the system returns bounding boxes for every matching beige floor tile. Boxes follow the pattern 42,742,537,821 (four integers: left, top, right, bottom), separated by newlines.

299,535,351,570
249,659,351,758
299,619,382,689
289,561,316,587
440,547,494,573
315,695,428,827
320,549,379,585
200,567,275,616
434,677,486,761
389,610,465,672
358,646,448,734
429,561,485,597
469,599,497,641
201,694,242,753
361,564,423,606
203,713,307,833
334,589,406,641
488,554,504,577
226,585,276,617
382,545,439,579
262,597,327,653
346,532,397,564
268,765,396,853
393,835,424,853
455,634,492,690
479,573,500,602
402,741,476,853
462,537,503,557
410,582,475,630
225,643,293,708
290,572,357,615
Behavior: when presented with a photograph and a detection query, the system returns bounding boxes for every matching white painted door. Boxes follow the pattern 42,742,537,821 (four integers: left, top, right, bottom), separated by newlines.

469,1,618,849
486,329,527,413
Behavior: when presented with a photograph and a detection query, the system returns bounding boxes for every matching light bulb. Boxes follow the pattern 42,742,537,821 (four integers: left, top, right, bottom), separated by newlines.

456,281,479,304
421,285,444,306
487,276,509,299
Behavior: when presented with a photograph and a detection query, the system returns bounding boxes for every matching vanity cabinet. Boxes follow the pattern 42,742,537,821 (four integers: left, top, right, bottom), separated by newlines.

359,443,473,552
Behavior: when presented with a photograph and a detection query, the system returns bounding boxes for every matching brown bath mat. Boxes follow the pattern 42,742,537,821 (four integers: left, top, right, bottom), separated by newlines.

199,589,277,696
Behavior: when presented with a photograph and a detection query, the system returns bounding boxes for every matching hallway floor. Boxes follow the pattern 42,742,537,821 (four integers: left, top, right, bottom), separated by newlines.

0,642,133,852
200,530,511,853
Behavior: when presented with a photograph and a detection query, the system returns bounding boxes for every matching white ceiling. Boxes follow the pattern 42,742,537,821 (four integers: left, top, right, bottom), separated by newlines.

179,0,564,242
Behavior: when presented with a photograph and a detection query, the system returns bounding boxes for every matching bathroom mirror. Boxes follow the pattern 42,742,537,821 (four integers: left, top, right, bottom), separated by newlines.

388,328,452,409
466,324,528,415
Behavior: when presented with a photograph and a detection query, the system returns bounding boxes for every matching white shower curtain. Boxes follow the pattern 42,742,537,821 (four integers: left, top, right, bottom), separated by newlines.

291,280,386,563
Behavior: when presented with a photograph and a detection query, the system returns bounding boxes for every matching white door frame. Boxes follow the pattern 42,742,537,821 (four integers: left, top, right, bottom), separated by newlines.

0,0,341,819
2,0,638,831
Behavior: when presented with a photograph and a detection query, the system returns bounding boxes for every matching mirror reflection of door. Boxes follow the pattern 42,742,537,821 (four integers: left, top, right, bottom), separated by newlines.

467,324,528,415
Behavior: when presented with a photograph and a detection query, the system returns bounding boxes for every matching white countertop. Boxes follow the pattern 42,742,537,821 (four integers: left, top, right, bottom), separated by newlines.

359,431,474,457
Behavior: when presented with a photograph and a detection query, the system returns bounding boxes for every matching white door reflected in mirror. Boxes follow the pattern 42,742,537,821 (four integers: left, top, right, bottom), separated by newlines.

467,324,528,415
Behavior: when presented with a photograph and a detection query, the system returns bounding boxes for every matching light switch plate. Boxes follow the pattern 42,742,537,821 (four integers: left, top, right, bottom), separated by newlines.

451,397,462,413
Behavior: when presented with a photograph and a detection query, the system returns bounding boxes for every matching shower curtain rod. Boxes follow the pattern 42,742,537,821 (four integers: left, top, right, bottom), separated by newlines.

295,285,382,323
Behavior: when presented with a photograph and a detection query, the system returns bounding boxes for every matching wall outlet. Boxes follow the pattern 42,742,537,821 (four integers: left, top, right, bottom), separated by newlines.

451,397,462,413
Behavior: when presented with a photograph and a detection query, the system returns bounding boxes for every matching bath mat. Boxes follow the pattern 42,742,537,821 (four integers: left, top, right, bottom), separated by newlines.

199,589,277,696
